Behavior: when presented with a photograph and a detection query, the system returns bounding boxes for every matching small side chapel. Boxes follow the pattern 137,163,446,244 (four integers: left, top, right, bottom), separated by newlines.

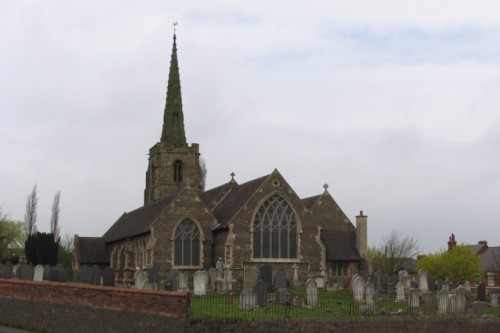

73,33,368,287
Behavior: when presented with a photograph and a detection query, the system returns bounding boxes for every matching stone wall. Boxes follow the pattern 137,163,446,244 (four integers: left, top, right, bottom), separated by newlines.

0,279,189,333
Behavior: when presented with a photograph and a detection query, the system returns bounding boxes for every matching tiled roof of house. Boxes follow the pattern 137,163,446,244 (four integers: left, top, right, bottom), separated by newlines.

479,246,500,272
321,230,362,261
102,191,181,243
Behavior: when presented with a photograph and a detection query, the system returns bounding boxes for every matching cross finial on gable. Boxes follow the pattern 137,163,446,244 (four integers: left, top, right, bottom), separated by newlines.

323,183,329,192
230,172,236,182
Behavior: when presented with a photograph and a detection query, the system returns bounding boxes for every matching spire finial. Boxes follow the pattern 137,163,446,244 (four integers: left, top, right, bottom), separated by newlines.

230,172,236,182
173,21,178,34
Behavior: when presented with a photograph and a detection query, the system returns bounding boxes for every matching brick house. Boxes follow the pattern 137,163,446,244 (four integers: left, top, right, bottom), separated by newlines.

74,34,368,286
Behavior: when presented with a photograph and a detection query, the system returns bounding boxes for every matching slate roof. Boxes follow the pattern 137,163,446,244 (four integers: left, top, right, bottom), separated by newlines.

479,246,500,271
75,236,109,264
205,175,268,229
103,191,181,243
301,195,320,209
321,230,362,261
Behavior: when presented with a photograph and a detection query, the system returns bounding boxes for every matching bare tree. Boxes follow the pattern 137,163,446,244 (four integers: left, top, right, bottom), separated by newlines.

381,229,420,273
61,233,74,253
24,184,38,236
51,191,61,243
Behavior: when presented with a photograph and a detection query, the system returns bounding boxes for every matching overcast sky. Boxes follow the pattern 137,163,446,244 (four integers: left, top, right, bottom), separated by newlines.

1,1,500,254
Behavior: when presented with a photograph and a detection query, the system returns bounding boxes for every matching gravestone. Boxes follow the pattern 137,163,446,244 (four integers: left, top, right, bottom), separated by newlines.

15,265,22,278
134,269,146,289
43,265,51,281
491,294,499,307
102,267,115,287
239,290,257,311
418,269,428,293
352,275,365,302
33,265,44,281
276,288,291,304
305,278,318,307
254,280,268,308
447,294,458,314
0,264,12,279
477,283,486,301
471,301,488,317
90,265,101,285
437,286,448,313
427,277,436,291
423,292,436,314
169,269,180,291
408,289,419,314
21,264,34,280
243,266,259,291
398,270,411,290
178,272,188,291
208,268,218,290
260,265,272,291
364,282,375,312
463,280,471,292
194,270,208,296
148,267,160,283
49,266,69,282
386,282,395,296
292,264,301,287
372,270,382,292
314,276,325,289
274,269,287,289
456,285,467,314
395,281,405,302
79,265,92,284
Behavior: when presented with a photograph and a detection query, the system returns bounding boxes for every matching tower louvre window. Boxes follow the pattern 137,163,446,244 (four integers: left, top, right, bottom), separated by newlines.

173,160,183,183
253,194,297,259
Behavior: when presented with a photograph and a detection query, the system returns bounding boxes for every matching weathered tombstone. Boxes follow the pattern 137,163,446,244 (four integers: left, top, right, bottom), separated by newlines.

418,269,428,293
21,264,34,280
169,269,180,291
408,289,419,314
456,285,467,314
15,265,22,278
243,266,259,291
314,276,325,289
208,268,218,290
49,266,69,282
90,265,101,285
254,280,268,308
276,288,291,304
364,282,376,312
427,277,436,291
386,282,395,296
471,301,488,317
463,280,471,292
491,293,499,307
423,292,436,314
134,269,146,289
260,264,273,291
43,265,51,281
395,281,405,302
102,267,115,287
305,278,318,307
447,294,458,314
148,267,159,283
79,265,92,284
398,270,411,290
33,265,44,281
477,283,486,301
437,286,448,313
0,263,12,279
372,270,382,292
292,264,301,287
274,269,287,289
352,275,365,302
239,290,257,310
194,270,208,296
178,272,188,291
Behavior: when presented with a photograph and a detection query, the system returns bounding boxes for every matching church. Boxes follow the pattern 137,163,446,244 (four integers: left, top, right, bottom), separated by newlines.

73,34,368,287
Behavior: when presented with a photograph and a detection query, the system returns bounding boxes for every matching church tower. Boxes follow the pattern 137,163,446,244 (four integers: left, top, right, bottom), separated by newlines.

144,33,202,205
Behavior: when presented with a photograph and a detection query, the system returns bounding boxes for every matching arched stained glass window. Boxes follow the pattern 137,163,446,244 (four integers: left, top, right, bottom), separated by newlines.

174,219,200,266
253,195,297,259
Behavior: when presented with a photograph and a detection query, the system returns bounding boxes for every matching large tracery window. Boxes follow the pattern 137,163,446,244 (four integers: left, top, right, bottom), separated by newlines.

253,194,297,259
174,219,200,266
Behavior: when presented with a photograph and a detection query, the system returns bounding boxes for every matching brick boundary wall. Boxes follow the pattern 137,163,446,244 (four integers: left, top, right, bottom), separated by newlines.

0,278,189,333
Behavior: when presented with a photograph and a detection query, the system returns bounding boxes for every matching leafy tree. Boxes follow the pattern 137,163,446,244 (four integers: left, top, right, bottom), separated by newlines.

416,245,482,284
24,184,38,236
0,208,27,263
58,233,74,268
368,229,420,274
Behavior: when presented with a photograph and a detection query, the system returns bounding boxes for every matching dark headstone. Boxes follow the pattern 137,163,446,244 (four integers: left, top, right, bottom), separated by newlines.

49,266,69,282
90,265,101,285
260,265,272,291
477,283,486,301
148,267,159,283
102,267,115,286
15,265,22,278
274,269,287,289
79,265,92,284
254,280,268,308
0,263,12,279
43,265,51,280
427,277,436,291
471,301,488,317
386,282,395,295
21,264,34,280
169,269,180,291
372,270,382,291
276,288,291,304
165,280,173,291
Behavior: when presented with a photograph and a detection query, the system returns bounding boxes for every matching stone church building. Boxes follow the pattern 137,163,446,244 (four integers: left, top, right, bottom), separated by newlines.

74,34,368,287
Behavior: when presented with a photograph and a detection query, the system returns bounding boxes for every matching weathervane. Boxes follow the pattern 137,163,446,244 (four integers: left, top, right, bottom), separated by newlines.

173,21,178,33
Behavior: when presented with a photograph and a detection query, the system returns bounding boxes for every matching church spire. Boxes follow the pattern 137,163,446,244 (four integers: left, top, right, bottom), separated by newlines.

160,32,187,146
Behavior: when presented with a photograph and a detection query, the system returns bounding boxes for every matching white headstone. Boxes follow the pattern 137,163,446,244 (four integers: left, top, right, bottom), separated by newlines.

239,290,257,311
418,269,428,292
395,281,405,302
33,265,44,281
134,269,146,289
437,286,448,313
178,272,188,291
194,270,208,296
491,294,499,307
364,282,375,311
456,285,467,314
352,275,365,302
305,278,318,307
